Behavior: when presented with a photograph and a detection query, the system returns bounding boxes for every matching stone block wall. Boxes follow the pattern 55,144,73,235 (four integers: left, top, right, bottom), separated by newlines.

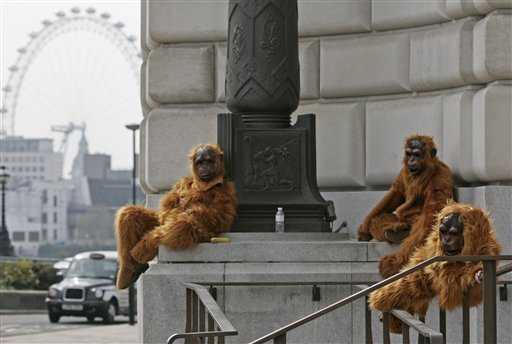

139,2,512,343
140,1,512,193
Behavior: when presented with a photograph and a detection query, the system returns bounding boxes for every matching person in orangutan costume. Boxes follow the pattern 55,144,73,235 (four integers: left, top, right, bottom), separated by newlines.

369,202,502,333
358,135,454,277
114,144,237,289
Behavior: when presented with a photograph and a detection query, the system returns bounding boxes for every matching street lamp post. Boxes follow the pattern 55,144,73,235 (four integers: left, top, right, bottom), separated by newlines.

0,165,14,256
125,123,139,326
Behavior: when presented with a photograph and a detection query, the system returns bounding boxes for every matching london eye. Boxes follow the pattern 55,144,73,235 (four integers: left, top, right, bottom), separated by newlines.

1,6,141,170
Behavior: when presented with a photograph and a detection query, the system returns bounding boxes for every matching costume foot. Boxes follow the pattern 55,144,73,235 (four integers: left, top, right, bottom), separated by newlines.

130,238,158,264
384,228,410,244
389,315,403,333
378,313,403,334
116,262,149,289
358,231,373,241
379,254,402,278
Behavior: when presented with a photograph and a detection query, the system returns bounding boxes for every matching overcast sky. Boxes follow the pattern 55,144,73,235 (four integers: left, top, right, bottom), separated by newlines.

1,0,141,172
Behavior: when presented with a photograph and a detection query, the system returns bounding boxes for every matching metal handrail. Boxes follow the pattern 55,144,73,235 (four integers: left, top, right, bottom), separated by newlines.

497,262,512,276
248,255,512,344
167,283,238,344
390,310,443,344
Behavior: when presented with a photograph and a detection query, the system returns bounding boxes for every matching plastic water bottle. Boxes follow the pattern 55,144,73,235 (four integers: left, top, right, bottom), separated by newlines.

275,207,285,233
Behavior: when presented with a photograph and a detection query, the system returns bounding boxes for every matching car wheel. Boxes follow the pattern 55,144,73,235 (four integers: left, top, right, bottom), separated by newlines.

48,311,60,323
86,315,95,323
102,302,116,324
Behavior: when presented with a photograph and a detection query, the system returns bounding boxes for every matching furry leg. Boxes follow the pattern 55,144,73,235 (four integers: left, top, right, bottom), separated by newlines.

379,219,429,278
370,271,433,334
369,213,409,242
115,206,159,289
130,212,208,263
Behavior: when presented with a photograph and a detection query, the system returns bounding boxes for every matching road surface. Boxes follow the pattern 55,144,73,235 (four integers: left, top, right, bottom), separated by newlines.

0,313,138,344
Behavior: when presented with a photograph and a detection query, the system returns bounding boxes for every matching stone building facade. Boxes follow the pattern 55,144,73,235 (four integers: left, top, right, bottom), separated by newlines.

139,1,512,343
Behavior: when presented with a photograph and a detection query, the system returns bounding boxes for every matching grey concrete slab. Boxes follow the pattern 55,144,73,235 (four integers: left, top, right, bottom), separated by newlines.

410,18,479,91
367,242,396,262
224,262,352,283
139,263,225,344
226,285,353,344
472,185,512,254
158,239,368,263
350,262,381,283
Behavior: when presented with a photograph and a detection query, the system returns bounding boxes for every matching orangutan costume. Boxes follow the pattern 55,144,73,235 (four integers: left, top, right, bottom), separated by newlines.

358,135,454,277
369,202,502,333
115,144,237,289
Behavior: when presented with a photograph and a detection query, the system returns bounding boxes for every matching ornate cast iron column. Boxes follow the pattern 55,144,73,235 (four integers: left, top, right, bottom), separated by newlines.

219,0,335,232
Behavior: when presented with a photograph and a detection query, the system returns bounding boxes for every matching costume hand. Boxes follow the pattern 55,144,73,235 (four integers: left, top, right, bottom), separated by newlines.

474,269,483,284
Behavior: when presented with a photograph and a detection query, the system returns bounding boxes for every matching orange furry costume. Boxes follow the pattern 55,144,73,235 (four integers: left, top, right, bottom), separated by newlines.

369,203,502,333
115,144,237,289
358,135,454,277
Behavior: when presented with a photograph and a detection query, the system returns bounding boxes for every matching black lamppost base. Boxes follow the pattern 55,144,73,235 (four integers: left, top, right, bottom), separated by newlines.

0,231,14,256
218,113,335,232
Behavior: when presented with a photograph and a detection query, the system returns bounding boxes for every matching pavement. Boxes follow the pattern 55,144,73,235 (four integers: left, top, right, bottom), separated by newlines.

0,313,138,344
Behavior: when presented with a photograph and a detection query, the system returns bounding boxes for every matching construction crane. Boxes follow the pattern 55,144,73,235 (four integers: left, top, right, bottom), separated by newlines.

51,122,86,155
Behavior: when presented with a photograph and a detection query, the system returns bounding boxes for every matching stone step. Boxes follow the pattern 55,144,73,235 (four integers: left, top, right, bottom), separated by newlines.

158,234,395,263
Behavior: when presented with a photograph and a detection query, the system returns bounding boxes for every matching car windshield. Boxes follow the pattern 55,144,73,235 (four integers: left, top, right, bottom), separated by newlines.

66,258,117,280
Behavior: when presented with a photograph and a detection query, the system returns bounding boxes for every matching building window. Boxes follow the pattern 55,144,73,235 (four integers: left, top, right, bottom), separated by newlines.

53,196,58,207
28,232,39,242
53,230,57,240
53,212,58,224
39,166,44,172
42,229,47,241
42,190,48,204
12,232,25,242
42,212,47,224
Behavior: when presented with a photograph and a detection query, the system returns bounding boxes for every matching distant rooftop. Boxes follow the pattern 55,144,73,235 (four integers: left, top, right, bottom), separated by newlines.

0,136,54,153
88,178,143,207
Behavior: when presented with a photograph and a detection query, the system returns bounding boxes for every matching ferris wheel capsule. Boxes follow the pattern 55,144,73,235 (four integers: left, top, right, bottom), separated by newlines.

86,7,96,15
127,35,136,42
2,86,12,92
114,22,124,29
29,32,38,39
101,13,111,20
8,65,19,72
0,108,7,114
56,11,66,18
42,20,52,26
71,7,80,14
17,47,27,54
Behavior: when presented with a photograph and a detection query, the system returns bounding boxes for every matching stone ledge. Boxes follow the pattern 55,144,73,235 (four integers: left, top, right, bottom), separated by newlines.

158,235,394,263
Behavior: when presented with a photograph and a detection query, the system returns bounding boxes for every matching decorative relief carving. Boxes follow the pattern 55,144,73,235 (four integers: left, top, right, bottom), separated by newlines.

259,15,280,60
242,134,299,192
231,24,245,64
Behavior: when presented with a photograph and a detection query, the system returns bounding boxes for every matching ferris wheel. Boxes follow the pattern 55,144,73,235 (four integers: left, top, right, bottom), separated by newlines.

0,6,142,138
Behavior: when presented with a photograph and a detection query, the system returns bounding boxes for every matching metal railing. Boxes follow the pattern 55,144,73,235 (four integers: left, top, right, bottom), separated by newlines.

248,256,511,344
167,283,237,344
169,256,512,344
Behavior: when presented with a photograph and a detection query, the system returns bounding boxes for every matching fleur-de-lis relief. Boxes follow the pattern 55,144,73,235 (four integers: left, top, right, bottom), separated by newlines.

244,61,257,76
231,24,245,64
260,15,280,59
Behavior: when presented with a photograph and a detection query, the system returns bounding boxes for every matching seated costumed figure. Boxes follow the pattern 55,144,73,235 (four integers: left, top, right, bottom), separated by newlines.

369,202,502,333
358,135,454,278
114,144,237,289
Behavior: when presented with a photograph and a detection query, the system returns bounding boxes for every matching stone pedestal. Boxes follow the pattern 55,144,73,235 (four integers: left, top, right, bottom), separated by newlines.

139,233,390,344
